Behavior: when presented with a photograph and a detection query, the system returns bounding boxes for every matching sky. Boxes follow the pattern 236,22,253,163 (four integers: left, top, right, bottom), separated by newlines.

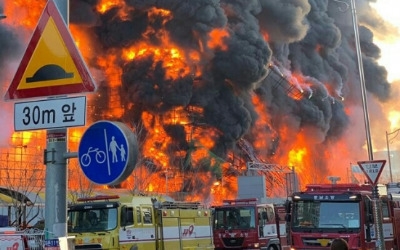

371,0,400,82
368,0,400,182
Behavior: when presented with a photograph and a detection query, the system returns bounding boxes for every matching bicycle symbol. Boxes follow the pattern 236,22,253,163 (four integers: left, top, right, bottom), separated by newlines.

80,147,107,167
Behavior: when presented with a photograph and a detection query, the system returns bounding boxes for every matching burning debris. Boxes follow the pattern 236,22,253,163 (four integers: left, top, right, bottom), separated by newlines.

0,0,395,204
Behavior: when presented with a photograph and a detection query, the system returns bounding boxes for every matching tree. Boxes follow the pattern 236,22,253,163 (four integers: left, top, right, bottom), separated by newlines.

0,140,45,229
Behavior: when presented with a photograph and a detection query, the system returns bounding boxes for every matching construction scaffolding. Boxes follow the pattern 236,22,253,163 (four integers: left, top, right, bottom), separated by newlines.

237,138,299,197
0,132,45,189
246,162,299,197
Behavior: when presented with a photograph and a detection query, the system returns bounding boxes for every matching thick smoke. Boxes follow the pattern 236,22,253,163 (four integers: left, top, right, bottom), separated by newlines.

257,0,311,43
0,7,23,145
0,18,21,69
80,0,273,157
263,0,350,143
0,0,394,194
69,0,392,184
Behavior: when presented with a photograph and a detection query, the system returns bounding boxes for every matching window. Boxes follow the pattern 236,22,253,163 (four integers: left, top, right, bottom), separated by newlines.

107,209,117,229
142,207,153,224
121,206,134,227
68,208,118,233
266,207,275,223
381,201,390,219
293,201,360,229
136,207,142,223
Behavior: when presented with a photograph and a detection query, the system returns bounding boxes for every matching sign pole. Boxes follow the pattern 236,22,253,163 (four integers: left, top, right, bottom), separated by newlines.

372,186,384,249
358,160,386,250
349,0,382,246
44,0,69,240
44,129,68,239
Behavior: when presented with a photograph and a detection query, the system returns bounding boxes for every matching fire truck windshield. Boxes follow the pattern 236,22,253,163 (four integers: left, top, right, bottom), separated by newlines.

213,207,255,230
68,207,118,232
292,201,360,231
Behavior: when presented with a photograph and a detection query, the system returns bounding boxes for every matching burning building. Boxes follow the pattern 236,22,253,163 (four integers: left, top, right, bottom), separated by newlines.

0,0,397,205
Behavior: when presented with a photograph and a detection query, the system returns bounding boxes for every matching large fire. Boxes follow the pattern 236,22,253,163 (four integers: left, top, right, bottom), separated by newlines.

0,0,397,206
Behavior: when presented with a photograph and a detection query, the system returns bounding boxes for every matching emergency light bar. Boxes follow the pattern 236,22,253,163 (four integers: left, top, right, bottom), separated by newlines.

223,198,258,205
77,195,120,202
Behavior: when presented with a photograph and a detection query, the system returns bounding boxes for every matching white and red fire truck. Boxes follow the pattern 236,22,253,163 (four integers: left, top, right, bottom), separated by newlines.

67,194,214,250
285,182,400,249
212,198,289,250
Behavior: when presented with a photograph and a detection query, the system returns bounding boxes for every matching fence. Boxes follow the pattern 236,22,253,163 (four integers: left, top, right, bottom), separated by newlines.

0,228,45,250
24,228,45,250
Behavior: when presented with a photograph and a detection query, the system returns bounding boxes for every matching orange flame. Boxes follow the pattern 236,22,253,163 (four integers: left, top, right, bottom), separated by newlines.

208,28,230,51
3,1,44,32
1,0,356,205
96,0,132,19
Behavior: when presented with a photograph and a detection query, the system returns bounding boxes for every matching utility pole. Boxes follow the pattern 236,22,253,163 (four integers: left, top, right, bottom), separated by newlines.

44,0,70,241
332,0,384,249
334,0,385,250
349,0,384,248
386,128,400,183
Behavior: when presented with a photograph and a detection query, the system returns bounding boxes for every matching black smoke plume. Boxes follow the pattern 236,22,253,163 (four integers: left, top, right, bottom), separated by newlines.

1,0,393,196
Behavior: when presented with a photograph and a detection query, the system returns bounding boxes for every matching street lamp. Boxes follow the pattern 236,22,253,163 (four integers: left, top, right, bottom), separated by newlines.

386,129,400,183
0,14,6,19
332,1,383,249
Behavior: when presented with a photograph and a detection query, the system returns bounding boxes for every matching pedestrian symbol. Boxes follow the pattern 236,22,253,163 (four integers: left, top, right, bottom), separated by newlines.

78,120,138,185
120,145,126,161
109,136,120,163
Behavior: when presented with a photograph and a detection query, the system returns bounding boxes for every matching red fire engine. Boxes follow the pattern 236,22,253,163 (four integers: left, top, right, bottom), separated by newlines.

212,198,288,250
285,182,400,249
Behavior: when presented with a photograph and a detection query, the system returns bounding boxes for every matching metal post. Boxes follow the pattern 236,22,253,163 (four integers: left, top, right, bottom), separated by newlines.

372,186,384,249
386,131,393,182
54,0,68,24
44,0,69,240
349,0,384,248
386,128,400,183
333,0,383,248
44,128,67,238
165,170,169,194
349,0,374,161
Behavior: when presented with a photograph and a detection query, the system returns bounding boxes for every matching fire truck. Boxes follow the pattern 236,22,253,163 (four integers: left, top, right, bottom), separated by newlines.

212,198,288,250
67,194,214,250
285,182,400,249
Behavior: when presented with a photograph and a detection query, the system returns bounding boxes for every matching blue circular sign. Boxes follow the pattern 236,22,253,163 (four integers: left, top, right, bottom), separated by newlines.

78,120,138,185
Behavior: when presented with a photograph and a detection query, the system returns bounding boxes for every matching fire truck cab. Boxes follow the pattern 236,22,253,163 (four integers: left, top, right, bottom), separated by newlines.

286,182,400,249
67,194,214,250
212,198,282,250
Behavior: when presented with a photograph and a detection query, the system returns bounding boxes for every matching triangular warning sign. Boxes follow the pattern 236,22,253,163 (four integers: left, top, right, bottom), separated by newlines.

4,0,96,101
357,160,386,186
